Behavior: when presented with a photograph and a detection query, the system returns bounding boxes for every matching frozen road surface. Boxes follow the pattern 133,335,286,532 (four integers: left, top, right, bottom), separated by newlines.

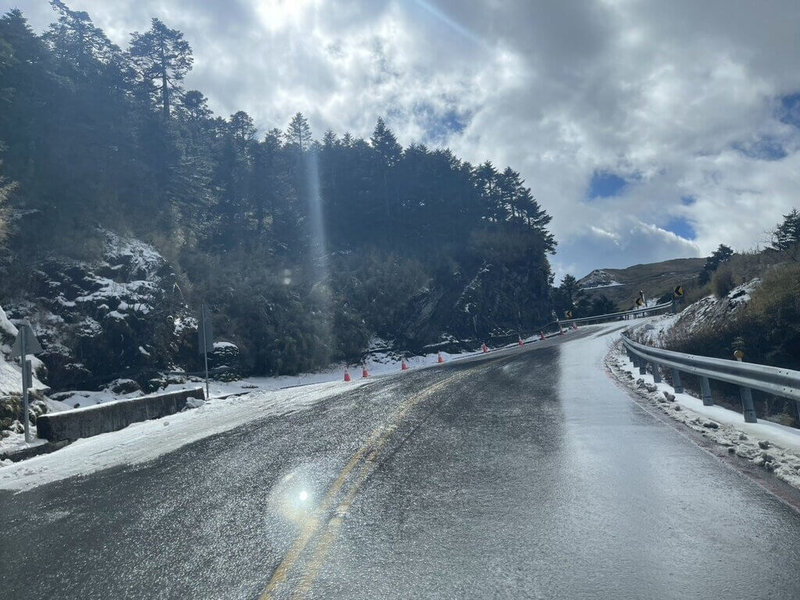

2,325,800,599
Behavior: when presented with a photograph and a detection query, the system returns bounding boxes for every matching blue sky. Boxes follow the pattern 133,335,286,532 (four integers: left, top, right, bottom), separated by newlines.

6,0,800,281
588,172,628,199
663,217,696,241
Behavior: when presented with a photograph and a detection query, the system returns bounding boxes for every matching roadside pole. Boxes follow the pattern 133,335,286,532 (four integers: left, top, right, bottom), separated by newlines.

199,303,214,400
20,326,29,442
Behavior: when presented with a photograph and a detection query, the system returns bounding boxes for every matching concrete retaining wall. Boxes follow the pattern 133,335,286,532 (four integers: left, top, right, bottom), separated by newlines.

36,388,205,443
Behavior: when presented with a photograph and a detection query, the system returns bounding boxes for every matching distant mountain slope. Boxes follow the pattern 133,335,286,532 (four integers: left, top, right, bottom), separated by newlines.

578,257,705,308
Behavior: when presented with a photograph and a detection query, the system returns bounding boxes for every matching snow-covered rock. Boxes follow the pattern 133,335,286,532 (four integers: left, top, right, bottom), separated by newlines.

2,230,198,394
579,269,623,289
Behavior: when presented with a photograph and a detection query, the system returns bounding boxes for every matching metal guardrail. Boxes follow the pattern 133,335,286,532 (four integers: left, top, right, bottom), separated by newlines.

561,300,675,327
528,301,676,342
621,333,800,423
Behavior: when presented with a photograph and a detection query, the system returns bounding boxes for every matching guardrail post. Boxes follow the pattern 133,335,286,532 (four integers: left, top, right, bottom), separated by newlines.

731,350,757,422
671,369,684,394
650,362,662,383
739,388,757,423
700,376,714,406
638,357,646,375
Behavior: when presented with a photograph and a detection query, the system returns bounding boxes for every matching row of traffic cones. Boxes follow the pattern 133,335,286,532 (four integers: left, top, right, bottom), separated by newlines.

344,328,577,379
343,357,412,381
343,352,440,381
343,337,531,381
343,365,370,382
342,328,583,381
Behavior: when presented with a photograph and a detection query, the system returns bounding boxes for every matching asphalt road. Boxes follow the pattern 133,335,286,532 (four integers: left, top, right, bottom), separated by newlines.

2,327,800,599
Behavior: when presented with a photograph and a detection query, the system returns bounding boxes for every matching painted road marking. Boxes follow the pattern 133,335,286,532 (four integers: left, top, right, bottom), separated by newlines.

260,373,462,599
259,426,384,598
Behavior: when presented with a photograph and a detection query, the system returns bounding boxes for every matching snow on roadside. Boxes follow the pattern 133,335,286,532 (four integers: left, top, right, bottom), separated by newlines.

0,379,370,493
53,340,498,409
0,339,515,488
606,336,800,491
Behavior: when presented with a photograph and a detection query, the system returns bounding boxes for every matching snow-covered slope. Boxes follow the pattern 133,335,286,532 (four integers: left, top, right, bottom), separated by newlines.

633,278,760,347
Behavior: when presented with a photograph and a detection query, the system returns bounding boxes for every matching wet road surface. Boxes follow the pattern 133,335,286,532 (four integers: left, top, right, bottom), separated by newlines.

2,327,800,599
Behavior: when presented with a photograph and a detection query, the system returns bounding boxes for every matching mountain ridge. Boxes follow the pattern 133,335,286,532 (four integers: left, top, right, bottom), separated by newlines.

578,257,706,308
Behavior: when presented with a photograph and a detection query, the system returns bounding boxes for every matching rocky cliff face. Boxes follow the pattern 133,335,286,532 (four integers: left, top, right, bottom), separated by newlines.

1,231,197,394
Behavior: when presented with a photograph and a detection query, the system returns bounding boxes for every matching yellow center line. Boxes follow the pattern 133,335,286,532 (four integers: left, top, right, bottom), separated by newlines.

286,375,460,598
259,373,461,599
259,426,384,599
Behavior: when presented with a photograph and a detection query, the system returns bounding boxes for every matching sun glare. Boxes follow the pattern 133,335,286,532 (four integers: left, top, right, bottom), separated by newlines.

254,0,316,31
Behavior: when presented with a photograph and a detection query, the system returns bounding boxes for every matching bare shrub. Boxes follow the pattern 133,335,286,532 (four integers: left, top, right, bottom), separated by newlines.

711,264,735,298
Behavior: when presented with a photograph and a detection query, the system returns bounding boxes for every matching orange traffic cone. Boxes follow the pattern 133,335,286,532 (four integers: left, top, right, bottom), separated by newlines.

518,337,524,346
401,358,408,371
437,351,444,364
481,343,488,353
362,365,369,378
540,331,546,340
344,369,351,382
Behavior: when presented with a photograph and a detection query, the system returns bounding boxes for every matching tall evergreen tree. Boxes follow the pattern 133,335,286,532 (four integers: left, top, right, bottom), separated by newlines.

771,208,800,252
370,117,401,167
129,18,192,118
229,110,256,144
285,112,312,151
44,1,122,77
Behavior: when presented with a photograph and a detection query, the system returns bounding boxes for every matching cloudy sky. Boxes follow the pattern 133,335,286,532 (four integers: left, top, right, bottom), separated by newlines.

6,0,800,280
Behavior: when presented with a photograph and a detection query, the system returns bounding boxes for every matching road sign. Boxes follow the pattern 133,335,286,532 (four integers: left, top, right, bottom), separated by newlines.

23,359,32,389
10,322,42,358
10,321,40,443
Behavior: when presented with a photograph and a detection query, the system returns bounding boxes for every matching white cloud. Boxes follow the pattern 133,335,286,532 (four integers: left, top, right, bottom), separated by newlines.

7,0,800,277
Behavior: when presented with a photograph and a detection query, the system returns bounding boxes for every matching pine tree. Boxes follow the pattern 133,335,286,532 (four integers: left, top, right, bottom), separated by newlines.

44,0,122,78
771,208,800,252
229,110,256,144
370,117,401,167
129,18,192,118
699,244,734,284
180,90,211,123
285,112,312,151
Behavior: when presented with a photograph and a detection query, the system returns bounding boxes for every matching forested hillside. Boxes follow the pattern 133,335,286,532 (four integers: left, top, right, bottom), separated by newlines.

0,3,556,386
